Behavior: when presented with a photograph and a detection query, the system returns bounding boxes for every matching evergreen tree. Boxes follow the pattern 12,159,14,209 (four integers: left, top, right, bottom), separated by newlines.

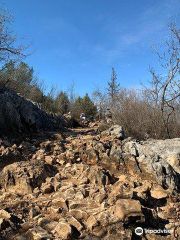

56,91,70,115
73,96,83,118
73,94,96,119
0,61,35,95
106,67,120,106
82,93,97,118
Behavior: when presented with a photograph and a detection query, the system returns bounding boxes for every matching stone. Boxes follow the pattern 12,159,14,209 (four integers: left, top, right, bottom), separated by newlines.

53,133,64,141
114,199,144,222
0,209,11,219
86,215,98,231
29,208,38,218
26,226,51,240
0,88,66,137
150,187,168,199
45,156,56,165
41,183,54,194
54,221,72,239
108,125,125,139
38,218,58,231
0,159,57,194
67,216,83,231
51,197,68,211
69,209,88,221
0,112,180,240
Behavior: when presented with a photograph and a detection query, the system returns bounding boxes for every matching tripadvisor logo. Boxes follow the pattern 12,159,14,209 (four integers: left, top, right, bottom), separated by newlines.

135,227,172,235
135,227,143,236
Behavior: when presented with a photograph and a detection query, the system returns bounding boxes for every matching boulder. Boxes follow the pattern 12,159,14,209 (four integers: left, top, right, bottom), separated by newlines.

123,138,180,192
0,159,57,194
0,88,66,137
108,125,125,139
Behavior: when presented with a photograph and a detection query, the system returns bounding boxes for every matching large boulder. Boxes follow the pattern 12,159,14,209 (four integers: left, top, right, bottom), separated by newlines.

123,138,180,192
0,88,64,136
102,125,125,140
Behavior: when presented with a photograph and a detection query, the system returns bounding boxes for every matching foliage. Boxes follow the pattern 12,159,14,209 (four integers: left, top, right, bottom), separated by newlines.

55,91,70,115
72,94,97,119
106,67,120,107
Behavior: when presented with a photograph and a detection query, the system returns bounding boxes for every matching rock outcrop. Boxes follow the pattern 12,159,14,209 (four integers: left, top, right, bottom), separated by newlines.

0,124,179,239
0,88,66,136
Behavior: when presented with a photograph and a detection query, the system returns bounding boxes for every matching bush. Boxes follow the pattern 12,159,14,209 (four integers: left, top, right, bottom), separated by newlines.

113,89,180,140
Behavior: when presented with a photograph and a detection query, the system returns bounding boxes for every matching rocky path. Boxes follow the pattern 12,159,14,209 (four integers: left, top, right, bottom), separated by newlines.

0,124,180,239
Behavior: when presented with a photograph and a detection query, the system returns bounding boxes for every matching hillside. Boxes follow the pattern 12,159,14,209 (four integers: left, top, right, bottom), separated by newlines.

0,88,73,137
0,115,180,239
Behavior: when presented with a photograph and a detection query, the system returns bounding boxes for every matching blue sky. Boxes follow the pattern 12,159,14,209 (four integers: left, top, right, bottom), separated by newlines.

4,0,180,96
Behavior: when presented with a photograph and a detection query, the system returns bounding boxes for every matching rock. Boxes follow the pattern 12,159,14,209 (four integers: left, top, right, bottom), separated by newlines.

0,210,11,219
114,199,144,222
54,221,72,239
67,216,83,231
29,208,38,218
0,145,25,169
0,218,9,231
106,125,125,140
109,178,133,202
41,183,54,194
86,215,98,231
0,119,180,240
123,138,180,192
45,156,56,165
150,186,168,199
51,197,68,212
0,159,57,194
26,226,51,240
110,144,123,163
98,121,109,132
69,209,88,221
38,218,58,232
75,191,84,199
53,133,64,141
0,88,64,137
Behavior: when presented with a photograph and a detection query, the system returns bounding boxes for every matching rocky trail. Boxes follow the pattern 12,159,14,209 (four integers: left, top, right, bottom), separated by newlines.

0,124,180,240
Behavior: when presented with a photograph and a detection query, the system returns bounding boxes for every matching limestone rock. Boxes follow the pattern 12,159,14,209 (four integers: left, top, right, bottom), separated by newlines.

54,221,72,239
0,159,57,193
114,199,144,222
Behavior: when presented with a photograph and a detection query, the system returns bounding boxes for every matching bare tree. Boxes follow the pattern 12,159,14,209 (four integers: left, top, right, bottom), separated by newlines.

0,6,29,87
150,22,180,138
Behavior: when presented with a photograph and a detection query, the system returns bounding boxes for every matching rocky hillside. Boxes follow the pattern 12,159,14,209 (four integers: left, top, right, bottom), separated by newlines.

0,124,180,239
0,88,69,137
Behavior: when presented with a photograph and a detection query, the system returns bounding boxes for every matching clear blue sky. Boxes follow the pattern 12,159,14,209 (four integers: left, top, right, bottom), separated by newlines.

4,0,180,96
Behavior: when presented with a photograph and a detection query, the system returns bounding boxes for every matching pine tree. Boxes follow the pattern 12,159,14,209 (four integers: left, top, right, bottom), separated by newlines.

56,91,70,115
73,94,97,119
82,93,97,118
106,67,120,106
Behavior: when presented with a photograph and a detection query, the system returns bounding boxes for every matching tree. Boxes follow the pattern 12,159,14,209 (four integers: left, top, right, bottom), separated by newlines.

106,67,120,107
82,93,97,118
73,96,84,119
56,91,70,115
67,81,77,115
72,94,97,119
149,22,180,138
0,6,28,75
0,61,40,97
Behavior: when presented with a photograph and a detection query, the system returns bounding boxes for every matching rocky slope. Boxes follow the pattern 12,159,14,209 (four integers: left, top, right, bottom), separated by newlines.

0,124,180,239
0,88,70,137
